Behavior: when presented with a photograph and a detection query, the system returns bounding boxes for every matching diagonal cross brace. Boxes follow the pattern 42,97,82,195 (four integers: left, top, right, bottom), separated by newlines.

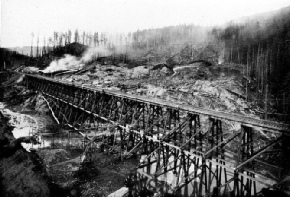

161,117,191,140
204,131,241,157
235,137,283,170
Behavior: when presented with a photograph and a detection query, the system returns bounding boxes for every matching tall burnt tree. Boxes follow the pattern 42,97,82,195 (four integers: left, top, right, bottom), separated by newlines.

74,29,79,43
94,32,99,46
68,30,72,44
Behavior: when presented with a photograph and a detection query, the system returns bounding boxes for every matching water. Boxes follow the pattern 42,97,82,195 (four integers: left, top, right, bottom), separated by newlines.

0,102,87,152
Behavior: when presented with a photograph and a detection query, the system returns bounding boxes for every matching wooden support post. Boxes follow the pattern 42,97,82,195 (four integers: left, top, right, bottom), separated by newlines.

156,141,161,172
199,159,205,197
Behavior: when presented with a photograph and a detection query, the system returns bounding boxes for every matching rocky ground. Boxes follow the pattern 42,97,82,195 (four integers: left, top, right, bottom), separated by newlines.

51,62,252,115
47,60,273,128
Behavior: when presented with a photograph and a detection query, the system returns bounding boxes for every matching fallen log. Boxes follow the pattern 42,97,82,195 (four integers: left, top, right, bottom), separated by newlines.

107,187,129,197
226,88,246,99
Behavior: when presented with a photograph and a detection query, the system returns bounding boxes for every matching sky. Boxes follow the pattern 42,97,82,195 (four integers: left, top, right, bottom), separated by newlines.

1,0,290,48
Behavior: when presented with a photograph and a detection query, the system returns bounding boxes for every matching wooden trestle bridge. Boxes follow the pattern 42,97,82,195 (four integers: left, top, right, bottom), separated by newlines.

20,73,290,196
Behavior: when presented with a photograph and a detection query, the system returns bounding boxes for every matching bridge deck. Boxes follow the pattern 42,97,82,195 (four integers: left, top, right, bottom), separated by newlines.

26,74,290,133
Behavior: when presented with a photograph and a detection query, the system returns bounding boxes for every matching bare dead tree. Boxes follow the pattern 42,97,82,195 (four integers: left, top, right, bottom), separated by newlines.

74,29,79,43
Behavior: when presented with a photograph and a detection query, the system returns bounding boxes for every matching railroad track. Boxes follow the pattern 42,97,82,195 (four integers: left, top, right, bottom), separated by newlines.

25,73,290,134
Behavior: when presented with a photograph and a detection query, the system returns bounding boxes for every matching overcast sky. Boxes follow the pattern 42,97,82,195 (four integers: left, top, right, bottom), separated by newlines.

1,0,290,47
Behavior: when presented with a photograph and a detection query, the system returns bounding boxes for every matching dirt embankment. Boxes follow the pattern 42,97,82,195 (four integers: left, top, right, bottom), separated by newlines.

0,114,51,197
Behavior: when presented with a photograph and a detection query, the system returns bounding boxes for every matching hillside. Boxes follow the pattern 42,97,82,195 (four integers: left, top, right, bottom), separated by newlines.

212,5,290,121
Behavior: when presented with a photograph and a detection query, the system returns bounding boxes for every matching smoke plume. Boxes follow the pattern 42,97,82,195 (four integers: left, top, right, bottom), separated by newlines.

43,54,82,73
42,46,110,73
